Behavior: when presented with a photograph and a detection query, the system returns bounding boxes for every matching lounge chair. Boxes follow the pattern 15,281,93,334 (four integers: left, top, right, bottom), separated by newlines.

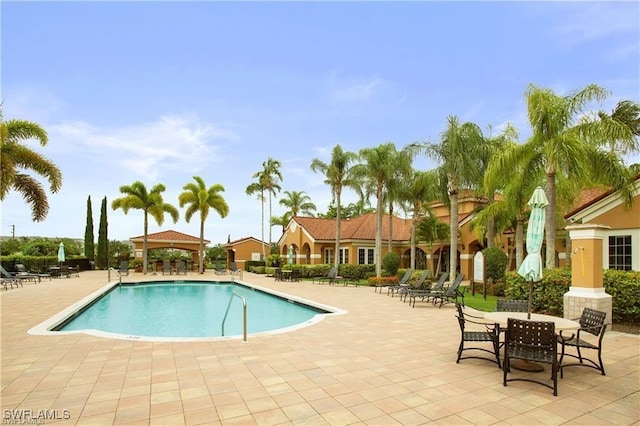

15,263,49,281
387,269,415,296
409,273,463,308
0,265,27,287
405,271,448,303
229,262,241,276
396,270,431,301
162,260,174,275
431,273,465,308
177,260,188,275
119,260,129,276
313,266,338,285
214,261,227,275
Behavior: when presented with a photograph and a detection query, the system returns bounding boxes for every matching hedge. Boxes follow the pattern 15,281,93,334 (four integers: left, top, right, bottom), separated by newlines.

505,268,639,323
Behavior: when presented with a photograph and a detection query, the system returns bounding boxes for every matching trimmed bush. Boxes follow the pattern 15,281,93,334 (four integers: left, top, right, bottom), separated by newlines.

382,252,400,276
483,247,508,282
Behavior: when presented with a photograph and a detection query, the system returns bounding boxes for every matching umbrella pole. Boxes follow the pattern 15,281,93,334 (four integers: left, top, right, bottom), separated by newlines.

527,281,533,320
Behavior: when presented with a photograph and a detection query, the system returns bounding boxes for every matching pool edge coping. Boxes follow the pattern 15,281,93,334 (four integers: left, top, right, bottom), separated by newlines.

27,278,348,342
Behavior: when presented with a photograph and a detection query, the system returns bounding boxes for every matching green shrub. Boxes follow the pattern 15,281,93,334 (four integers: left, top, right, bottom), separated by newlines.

604,269,640,323
483,247,508,282
382,252,400,276
250,266,266,274
505,268,572,316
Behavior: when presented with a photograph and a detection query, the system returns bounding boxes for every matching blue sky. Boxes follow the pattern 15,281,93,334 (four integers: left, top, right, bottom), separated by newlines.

2,1,639,246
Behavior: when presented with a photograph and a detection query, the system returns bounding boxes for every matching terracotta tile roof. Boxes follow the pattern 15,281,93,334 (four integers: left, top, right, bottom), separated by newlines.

130,230,209,244
294,213,413,242
564,174,640,218
225,236,268,247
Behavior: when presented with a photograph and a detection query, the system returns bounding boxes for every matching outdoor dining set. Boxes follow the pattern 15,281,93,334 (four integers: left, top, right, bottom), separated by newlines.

455,300,607,397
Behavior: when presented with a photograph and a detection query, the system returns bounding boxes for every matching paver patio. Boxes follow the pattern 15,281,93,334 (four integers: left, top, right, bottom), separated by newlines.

1,270,638,425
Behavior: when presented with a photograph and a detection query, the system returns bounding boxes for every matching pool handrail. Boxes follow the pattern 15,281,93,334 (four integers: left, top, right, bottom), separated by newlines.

221,292,247,343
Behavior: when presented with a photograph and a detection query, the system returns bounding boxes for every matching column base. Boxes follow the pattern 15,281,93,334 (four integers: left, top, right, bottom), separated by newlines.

563,287,612,323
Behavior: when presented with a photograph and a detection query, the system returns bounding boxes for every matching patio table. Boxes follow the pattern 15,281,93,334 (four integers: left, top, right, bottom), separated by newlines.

483,312,580,331
484,312,579,372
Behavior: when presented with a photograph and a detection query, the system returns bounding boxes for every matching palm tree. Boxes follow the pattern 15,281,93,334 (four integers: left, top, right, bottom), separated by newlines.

270,213,291,235
279,190,317,217
112,181,179,274
598,100,640,154
491,84,636,268
178,176,229,274
245,180,267,260
417,215,450,276
310,144,359,268
419,117,485,281
403,169,439,269
0,111,63,221
477,124,517,248
352,142,400,277
383,147,414,252
259,158,283,248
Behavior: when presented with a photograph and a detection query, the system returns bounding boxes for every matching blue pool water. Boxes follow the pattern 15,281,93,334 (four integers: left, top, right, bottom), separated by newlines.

56,281,330,338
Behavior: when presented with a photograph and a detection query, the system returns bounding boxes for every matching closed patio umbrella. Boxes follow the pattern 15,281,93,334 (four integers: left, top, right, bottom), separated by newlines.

288,246,293,265
517,186,549,319
58,242,66,265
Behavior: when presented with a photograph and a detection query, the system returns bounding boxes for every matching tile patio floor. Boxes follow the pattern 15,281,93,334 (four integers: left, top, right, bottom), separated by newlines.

1,270,638,425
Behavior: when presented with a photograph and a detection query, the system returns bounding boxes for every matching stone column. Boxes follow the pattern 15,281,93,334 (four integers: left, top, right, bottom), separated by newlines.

564,224,612,322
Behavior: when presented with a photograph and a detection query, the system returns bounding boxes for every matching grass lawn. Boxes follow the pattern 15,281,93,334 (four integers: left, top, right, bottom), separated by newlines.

461,288,499,312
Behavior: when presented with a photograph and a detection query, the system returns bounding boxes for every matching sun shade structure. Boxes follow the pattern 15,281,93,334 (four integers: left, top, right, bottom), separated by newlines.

517,186,549,318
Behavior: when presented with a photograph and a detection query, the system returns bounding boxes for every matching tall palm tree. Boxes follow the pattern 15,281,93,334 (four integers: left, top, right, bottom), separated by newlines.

384,147,414,252
178,176,229,274
279,190,317,217
419,117,485,281
245,180,267,260
310,144,359,269
352,142,400,277
0,111,63,221
403,169,439,269
259,158,283,248
112,181,179,274
483,142,544,270
477,124,517,248
270,213,291,235
491,84,636,268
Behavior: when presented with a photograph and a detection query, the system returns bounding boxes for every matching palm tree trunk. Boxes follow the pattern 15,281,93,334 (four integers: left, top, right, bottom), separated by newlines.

410,219,416,269
388,202,393,253
334,188,342,269
268,191,273,250
143,213,149,275
375,187,383,277
515,217,524,270
199,219,205,274
487,217,495,248
261,190,266,261
545,172,556,268
449,191,458,283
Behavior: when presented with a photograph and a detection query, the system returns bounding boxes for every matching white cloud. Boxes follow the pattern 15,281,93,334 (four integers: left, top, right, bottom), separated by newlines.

547,3,639,52
327,70,388,104
49,114,238,181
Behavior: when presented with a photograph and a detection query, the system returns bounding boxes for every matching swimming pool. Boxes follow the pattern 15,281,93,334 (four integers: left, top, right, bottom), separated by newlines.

29,280,345,341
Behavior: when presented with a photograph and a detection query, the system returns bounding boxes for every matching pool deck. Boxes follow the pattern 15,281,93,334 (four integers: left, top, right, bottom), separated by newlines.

1,270,638,425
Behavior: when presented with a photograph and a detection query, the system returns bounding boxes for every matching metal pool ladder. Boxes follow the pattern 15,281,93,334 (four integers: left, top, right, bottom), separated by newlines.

221,293,247,343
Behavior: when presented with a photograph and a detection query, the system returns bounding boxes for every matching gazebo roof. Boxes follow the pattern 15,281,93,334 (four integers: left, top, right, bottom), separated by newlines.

130,230,209,244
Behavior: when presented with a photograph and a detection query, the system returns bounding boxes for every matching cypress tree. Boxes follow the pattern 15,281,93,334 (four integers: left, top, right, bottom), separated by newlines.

97,196,109,269
84,196,95,261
